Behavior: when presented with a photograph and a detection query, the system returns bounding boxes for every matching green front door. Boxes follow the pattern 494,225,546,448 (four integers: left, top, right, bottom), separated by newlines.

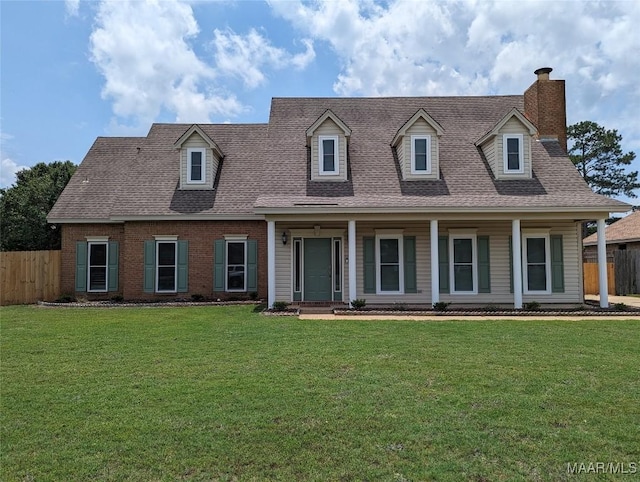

304,238,332,301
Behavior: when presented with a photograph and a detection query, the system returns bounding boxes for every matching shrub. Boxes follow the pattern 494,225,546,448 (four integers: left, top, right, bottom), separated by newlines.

249,291,259,301
614,302,628,312
393,302,408,311
191,294,205,302
524,301,540,311
272,301,289,312
350,299,367,310
483,303,500,312
433,301,451,312
110,295,124,303
55,294,76,303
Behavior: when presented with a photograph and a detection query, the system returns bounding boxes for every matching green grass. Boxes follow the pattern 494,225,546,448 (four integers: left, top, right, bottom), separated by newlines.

1,306,639,481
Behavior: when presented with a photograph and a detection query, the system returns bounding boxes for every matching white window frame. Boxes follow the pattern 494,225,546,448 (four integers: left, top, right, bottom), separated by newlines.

522,232,551,295
375,233,404,295
449,233,478,295
292,238,303,295
187,148,206,184
87,241,108,293
156,241,177,293
503,134,524,174
226,240,247,292
318,135,339,175
410,135,432,174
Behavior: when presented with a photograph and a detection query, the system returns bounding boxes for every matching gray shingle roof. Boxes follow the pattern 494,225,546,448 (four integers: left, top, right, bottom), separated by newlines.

583,211,640,245
48,95,629,222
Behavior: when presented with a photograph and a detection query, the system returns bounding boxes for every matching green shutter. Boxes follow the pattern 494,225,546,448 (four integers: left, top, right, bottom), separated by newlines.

550,235,564,293
143,240,155,293
108,241,119,292
438,236,449,294
247,240,258,292
177,240,188,293
508,236,514,294
363,236,375,294
75,242,87,292
403,236,417,293
477,236,490,293
214,239,225,291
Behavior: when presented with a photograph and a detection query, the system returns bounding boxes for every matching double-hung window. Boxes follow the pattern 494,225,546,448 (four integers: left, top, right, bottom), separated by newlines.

522,233,551,294
376,234,404,294
503,134,524,173
226,240,247,291
449,233,477,294
319,136,339,175
411,135,431,174
187,148,206,184
87,242,108,292
156,241,177,292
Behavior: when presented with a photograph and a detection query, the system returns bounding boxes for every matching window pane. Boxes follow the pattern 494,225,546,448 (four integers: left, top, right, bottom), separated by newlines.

507,138,520,170
227,266,245,290
158,243,175,266
334,239,341,292
414,138,427,171
380,265,399,291
90,244,107,265
158,266,175,291
379,238,399,263
454,265,473,291
89,267,107,291
323,139,335,171
528,265,547,291
453,238,472,263
227,242,245,265
294,241,301,292
527,238,546,264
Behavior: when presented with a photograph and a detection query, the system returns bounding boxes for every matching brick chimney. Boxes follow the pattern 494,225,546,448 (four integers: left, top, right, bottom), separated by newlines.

524,67,567,152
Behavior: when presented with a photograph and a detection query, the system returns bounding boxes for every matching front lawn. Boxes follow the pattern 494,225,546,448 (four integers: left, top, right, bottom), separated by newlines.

1,306,638,481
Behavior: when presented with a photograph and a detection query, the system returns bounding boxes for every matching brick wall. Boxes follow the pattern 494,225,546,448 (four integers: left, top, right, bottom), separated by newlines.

524,77,567,153
61,220,267,301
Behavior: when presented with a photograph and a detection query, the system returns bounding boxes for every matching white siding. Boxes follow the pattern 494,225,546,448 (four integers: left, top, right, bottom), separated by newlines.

495,117,532,179
274,220,582,306
180,132,218,190
399,118,439,180
310,119,348,182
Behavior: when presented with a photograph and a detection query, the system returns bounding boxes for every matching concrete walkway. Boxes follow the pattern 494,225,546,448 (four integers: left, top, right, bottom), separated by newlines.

585,294,640,308
298,296,640,321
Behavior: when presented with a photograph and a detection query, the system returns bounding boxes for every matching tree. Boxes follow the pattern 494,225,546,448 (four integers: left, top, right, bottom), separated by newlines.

0,161,76,251
568,121,639,199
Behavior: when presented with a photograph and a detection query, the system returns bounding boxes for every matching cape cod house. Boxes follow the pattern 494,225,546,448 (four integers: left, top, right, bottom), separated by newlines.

48,68,629,308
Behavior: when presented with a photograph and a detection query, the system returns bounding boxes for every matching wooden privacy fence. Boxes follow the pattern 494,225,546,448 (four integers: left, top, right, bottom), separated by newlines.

583,262,615,296
614,250,639,295
0,250,61,305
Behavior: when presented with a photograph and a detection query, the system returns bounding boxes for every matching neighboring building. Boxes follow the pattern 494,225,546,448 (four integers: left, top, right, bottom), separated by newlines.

48,68,629,308
583,211,640,260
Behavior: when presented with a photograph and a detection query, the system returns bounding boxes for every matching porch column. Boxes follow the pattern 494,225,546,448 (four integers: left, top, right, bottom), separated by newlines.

512,219,523,309
430,219,439,304
597,218,609,308
348,220,357,306
267,220,276,309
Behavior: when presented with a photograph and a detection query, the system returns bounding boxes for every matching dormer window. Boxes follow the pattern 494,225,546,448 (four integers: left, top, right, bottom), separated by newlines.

319,136,339,175
503,134,523,173
411,135,431,174
187,148,206,184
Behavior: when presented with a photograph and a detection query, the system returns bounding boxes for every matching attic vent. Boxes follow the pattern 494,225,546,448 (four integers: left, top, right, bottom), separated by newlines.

293,203,339,206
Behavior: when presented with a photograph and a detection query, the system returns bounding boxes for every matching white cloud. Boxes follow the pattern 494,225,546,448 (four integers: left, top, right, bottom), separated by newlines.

213,28,315,89
65,0,80,17
269,0,640,175
90,0,244,127
1,158,28,189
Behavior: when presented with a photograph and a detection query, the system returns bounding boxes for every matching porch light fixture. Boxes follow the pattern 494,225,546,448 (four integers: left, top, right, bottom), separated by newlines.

282,231,288,245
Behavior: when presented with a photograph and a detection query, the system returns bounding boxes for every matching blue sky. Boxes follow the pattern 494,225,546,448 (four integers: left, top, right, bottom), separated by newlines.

1,0,639,205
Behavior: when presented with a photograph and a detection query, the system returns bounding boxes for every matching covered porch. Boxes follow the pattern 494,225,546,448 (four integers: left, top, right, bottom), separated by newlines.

264,214,612,310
